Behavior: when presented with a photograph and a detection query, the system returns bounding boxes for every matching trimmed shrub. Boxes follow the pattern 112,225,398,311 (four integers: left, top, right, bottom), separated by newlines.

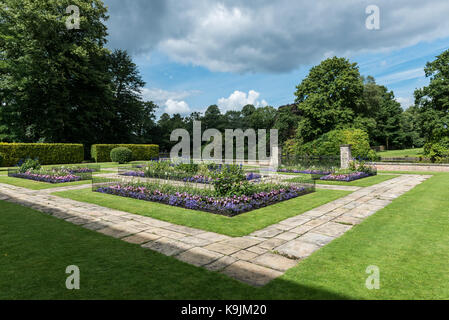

0,153,3,167
19,158,41,173
91,144,159,162
0,143,84,167
424,136,449,163
110,147,132,164
297,128,375,159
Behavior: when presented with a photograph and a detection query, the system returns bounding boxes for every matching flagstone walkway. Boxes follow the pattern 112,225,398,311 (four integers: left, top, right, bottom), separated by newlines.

0,174,430,286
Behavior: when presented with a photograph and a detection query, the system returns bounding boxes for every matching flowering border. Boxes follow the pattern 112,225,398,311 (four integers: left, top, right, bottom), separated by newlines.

94,183,312,216
320,172,372,182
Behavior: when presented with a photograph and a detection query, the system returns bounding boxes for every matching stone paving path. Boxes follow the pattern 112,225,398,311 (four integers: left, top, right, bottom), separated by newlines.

0,174,430,286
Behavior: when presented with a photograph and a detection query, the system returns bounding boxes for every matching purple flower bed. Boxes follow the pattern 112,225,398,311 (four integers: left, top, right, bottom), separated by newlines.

320,172,370,182
11,171,82,183
122,171,146,177
182,175,213,183
120,171,262,183
68,168,94,173
277,168,332,175
94,184,308,216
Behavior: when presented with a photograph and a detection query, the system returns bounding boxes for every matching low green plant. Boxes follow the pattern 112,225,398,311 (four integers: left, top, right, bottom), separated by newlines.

0,152,3,167
110,147,132,164
175,162,199,174
349,159,376,175
210,164,254,196
19,158,41,173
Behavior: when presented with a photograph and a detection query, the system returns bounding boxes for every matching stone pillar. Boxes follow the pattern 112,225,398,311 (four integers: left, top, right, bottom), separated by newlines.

340,144,352,169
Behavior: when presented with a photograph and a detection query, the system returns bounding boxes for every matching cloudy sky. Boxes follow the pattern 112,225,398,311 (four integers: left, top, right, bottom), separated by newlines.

103,0,449,116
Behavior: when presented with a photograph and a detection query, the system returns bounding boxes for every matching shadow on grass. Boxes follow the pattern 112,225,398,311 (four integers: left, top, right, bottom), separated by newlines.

0,199,352,300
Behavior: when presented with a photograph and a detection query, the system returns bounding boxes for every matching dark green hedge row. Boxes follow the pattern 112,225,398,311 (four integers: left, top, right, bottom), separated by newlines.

0,143,84,167
91,144,159,162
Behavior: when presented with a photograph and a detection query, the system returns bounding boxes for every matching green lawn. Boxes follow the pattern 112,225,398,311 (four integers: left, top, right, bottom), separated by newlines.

2,172,449,299
53,188,350,237
287,174,400,187
377,148,424,158
0,175,91,190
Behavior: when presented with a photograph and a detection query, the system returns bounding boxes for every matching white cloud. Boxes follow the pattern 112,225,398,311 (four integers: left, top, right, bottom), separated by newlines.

376,68,424,85
105,0,449,73
396,96,414,109
217,90,268,111
141,88,200,105
164,99,191,114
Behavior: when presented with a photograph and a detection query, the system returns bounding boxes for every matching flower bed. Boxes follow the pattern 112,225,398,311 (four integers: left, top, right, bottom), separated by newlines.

10,171,83,183
119,169,262,184
8,167,93,184
277,168,332,175
94,182,311,216
320,172,371,182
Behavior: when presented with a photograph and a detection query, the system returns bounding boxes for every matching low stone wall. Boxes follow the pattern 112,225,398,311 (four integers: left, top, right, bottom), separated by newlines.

374,162,449,172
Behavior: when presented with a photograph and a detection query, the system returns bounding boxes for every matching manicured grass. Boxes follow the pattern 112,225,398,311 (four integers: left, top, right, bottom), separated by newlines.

54,188,350,237
377,148,424,158
2,172,449,299
0,175,91,190
287,174,400,187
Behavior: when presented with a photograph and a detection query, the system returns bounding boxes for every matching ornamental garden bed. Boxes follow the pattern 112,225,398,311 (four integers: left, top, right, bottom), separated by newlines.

92,177,315,217
118,161,263,184
319,163,377,182
7,165,97,184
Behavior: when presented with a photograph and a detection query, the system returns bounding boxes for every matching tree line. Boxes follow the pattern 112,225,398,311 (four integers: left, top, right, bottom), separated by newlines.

1,0,447,159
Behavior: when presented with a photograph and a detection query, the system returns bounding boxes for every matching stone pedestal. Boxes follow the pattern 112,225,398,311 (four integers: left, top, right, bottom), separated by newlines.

340,144,352,169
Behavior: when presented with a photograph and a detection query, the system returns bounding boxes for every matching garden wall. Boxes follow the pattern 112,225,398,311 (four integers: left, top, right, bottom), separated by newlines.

374,162,449,172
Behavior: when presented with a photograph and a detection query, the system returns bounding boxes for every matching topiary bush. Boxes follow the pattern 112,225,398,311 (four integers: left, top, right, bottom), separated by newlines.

110,147,132,164
91,144,159,162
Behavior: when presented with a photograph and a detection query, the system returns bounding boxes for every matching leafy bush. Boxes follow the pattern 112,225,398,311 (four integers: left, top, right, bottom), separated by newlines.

176,162,199,174
110,147,132,164
210,164,255,196
0,143,84,167
0,153,3,167
297,128,374,159
424,137,449,163
348,159,376,175
91,144,159,162
18,158,41,173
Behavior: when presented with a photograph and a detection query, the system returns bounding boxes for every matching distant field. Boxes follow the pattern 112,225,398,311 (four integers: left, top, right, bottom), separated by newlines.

377,148,424,158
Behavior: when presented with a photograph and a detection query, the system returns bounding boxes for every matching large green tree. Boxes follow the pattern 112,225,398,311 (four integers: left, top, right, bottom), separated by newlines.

108,49,156,143
360,76,403,149
294,57,365,143
0,0,112,145
414,49,449,142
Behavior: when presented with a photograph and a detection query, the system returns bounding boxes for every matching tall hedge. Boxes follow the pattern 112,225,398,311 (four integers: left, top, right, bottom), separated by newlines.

0,143,84,167
91,144,159,162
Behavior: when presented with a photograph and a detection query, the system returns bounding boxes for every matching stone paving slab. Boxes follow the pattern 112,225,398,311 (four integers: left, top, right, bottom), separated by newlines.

0,173,431,286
